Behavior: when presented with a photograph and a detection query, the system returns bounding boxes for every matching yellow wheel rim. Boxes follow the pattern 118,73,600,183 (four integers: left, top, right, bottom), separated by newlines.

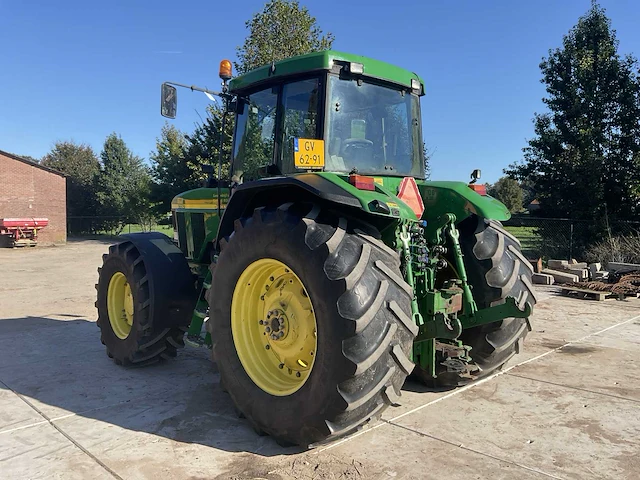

231,258,318,396
107,272,134,340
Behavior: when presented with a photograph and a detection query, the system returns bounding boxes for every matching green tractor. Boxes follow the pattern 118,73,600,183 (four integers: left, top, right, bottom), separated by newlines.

95,51,536,447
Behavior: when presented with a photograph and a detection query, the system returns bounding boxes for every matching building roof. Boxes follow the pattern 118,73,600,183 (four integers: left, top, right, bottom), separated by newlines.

229,50,426,93
0,149,66,177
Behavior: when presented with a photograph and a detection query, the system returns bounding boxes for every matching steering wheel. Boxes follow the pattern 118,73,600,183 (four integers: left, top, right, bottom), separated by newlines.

341,138,373,157
343,138,373,149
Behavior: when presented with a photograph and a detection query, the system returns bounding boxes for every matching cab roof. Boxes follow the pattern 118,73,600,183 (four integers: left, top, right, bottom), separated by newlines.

228,50,425,93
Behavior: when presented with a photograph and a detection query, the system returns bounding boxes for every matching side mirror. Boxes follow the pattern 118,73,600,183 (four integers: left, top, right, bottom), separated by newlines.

470,169,481,184
161,83,177,119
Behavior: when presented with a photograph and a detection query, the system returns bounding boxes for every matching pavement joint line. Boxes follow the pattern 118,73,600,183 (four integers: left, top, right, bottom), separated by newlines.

0,420,50,435
506,372,640,404
383,420,565,480
315,312,640,455
0,379,123,480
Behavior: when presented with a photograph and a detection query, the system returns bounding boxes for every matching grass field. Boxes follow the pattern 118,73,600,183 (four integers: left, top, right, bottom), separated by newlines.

503,225,542,258
120,223,173,234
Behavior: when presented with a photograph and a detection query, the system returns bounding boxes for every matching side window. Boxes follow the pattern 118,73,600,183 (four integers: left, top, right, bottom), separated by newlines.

232,87,278,182
281,78,320,173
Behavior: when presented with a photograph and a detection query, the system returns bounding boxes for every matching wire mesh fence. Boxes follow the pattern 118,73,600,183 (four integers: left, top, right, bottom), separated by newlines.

502,215,640,262
67,216,172,237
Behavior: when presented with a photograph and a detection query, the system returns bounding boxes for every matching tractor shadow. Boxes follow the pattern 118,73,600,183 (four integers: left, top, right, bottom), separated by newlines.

1,316,447,458
0,316,322,457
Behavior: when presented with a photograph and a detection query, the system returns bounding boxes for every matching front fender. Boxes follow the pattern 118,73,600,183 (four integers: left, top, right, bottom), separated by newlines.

118,232,198,329
417,181,511,224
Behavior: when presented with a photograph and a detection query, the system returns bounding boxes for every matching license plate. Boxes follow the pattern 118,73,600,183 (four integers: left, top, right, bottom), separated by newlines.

294,138,325,169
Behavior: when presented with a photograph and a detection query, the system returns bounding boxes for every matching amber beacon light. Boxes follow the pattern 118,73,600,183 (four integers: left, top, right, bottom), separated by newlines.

219,59,233,81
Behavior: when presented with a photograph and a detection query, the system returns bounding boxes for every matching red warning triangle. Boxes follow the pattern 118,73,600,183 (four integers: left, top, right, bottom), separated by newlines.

397,177,425,218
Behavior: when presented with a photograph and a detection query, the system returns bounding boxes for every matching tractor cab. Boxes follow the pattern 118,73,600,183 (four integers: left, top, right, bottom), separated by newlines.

227,52,426,183
162,51,426,185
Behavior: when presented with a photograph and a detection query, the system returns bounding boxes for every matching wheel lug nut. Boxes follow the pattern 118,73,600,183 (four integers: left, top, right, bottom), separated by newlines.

279,363,284,369
259,320,263,325
265,345,270,350
266,327,271,333
278,331,284,338
296,372,301,377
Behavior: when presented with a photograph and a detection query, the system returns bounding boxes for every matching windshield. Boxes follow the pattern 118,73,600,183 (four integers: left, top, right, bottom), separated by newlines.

325,76,424,177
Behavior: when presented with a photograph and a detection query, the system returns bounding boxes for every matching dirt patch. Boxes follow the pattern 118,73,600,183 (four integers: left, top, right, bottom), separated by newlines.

560,418,627,445
557,344,597,355
212,453,371,480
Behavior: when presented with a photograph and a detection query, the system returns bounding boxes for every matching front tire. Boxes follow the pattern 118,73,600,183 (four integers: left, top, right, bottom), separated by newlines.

96,241,187,366
207,204,417,447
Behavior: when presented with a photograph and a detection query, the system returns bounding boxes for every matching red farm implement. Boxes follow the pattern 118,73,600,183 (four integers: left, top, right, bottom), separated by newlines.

0,218,48,247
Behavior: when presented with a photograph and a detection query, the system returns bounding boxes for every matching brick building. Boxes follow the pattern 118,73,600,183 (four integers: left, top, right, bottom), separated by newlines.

0,150,67,243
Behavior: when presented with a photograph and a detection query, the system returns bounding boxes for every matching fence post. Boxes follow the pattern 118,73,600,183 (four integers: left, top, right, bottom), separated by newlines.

569,222,574,261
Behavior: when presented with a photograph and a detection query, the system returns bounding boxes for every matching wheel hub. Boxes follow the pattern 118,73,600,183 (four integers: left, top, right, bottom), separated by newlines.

264,309,288,340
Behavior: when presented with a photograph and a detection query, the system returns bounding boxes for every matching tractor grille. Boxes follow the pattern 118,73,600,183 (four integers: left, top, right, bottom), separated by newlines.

192,213,206,255
176,211,188,256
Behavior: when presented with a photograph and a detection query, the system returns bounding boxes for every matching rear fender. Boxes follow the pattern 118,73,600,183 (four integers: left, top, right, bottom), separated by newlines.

215,174,406,246
119,232,198,329
418,181,511,224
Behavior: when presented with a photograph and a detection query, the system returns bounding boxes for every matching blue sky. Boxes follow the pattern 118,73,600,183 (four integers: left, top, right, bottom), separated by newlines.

2,0,639,183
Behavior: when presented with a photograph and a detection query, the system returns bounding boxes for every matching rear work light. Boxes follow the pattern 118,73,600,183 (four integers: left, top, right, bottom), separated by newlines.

468,184,487,195
348,62,364,75
349,174,375,191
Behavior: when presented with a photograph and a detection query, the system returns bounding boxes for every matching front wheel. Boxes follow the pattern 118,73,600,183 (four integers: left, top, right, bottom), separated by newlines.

207,204,417,447
96,241,188,365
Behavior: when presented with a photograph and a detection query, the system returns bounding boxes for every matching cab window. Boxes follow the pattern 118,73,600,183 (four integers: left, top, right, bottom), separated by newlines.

280,78,321,174
232,86,278,182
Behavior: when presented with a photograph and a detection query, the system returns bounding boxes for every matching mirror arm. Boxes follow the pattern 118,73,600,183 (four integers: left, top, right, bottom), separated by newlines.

163,81,222,98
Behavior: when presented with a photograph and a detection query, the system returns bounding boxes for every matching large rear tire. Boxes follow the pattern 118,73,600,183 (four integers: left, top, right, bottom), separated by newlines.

433,216,536,386
207,203,417,447
96,241,187,366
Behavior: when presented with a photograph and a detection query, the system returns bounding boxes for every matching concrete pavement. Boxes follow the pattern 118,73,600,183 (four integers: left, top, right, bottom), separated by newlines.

1,241,639,479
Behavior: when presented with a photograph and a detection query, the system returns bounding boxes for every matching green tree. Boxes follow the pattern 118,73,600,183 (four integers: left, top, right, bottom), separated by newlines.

150,123,199,214
423,143,433,180
487,177,524,213
97,133,152,232
235,0,334,75
507,2,640,246
41,141,101,225
183,103,235,182
14,153,41,164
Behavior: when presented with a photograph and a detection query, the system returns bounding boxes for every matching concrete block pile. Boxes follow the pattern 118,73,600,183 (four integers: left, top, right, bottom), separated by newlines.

531,258,640,286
